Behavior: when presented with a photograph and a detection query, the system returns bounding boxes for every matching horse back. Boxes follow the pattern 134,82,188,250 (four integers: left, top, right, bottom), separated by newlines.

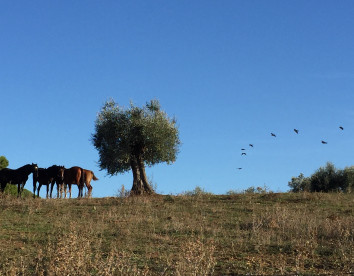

0,168,28,184
36,168,53,185
0,168,11,182
64,166,83,185
82,169,98,182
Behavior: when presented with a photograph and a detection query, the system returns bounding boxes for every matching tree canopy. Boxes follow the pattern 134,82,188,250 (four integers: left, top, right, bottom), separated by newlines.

0,156,9,170
92,99,180,195
288,162,353,193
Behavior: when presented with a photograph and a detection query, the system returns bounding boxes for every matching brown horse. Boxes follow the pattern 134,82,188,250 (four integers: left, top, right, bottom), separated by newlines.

60,167,98,198
63,166,85,198
82,169,98,198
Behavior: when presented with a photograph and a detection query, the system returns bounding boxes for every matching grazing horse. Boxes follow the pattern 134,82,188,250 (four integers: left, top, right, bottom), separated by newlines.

82,169,98,198
33,165,65,198
0,163,38,197
63,166,85,198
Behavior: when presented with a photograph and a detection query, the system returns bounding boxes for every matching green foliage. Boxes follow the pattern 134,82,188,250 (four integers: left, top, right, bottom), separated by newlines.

343,166,354,193
310,162,346,192
289,162,352,193
92,99,181,176
288,173,311,192
3,184,34,198
0,156,9,169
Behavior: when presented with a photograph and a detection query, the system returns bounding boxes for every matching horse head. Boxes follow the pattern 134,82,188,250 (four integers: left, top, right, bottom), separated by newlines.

32,163,39,178
56,165,65,184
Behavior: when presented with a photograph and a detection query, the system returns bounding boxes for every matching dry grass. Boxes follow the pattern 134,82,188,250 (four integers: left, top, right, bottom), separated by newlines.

0,192,353,275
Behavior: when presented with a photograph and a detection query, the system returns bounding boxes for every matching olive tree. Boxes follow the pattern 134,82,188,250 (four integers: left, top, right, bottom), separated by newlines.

0,156,9,170
288,162,350,193
92,99,180,195
288,173,310,192
310,162,346,192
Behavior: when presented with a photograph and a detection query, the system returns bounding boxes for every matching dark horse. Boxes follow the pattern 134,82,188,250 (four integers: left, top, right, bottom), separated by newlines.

62,166,85,198
33,165,65,198
0,163,38,197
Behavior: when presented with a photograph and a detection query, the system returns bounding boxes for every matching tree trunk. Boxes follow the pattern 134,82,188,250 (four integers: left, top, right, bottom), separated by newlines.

130,156,155,195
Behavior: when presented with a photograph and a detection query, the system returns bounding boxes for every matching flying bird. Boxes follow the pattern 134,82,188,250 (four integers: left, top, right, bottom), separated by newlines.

271,133,276,137
241,148,246,151
249,144,254,147
294,129,299,134
339,126,344,130
241,152,247,156
237,168,242,170
321,140,328,144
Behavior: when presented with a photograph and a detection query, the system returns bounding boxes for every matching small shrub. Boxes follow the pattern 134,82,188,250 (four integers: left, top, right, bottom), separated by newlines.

180,186,213,196
244,185,271,194
116,184,130,198
226,189,241,195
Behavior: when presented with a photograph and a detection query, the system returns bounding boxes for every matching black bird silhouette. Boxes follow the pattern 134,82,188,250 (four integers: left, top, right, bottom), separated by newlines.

237,168,242,170
241,148,246,151
271,133,276,137
339,126,344,130
249,144,254,147
241,152,247,156
321,140,328,144
294,129,299,134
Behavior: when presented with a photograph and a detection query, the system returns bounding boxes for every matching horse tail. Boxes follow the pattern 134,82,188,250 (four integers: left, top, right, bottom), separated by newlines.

92,171,98,181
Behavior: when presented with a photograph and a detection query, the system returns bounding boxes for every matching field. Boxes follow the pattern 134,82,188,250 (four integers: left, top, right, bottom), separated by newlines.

0,192,353,275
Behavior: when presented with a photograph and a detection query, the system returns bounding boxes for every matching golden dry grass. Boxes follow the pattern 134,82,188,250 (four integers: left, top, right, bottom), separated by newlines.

0,192,353,275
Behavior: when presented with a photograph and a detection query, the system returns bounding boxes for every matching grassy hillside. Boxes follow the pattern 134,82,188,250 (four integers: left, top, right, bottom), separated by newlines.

0,192,353,275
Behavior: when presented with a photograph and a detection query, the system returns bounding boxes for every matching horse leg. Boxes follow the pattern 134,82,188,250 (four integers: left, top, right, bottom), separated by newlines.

0,183,5,193
62,183,65,198
37,184,42,198
33,180,37,198
57,183,61,198
68,184,72,199
62,183,66,199
86,178,93,198
1,182,8,193
88,185,93,198
50,181,55,199
46,184,49,199
61,183,65,199
78,184,82,198
17,184,21,198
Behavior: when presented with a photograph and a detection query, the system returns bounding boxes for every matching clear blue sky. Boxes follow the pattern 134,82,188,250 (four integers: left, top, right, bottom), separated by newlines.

1,1,353,197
